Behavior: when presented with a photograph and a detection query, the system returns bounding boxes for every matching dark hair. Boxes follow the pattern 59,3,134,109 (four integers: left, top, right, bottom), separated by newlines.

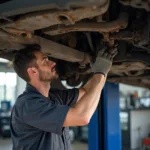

13,44,41,82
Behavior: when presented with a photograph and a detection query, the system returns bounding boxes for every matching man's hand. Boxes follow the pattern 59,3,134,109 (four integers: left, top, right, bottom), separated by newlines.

91,47,118,76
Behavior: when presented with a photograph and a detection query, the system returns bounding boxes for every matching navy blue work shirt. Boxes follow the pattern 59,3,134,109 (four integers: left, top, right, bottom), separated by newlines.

10,84,79,150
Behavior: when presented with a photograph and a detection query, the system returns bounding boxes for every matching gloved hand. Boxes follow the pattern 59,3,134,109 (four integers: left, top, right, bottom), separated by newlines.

91,47,118,76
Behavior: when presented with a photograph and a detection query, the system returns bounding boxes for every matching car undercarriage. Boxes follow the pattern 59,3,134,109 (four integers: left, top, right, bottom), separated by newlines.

0,0,150,88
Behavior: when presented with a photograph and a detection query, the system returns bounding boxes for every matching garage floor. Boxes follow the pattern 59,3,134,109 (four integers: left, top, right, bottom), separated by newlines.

0,138,88,150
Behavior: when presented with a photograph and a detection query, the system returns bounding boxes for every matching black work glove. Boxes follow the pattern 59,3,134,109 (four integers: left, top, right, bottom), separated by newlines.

91,47,118,76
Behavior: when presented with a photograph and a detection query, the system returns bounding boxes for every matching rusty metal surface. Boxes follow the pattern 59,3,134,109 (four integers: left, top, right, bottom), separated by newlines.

124,70,144,76
110,31,134,41
0,28,91,63
109,77,150,88
1,27,150,88
4,28,32,38
0,0,108,16
0,39,24,50
109,71,150,89
43,13,128,35
109,62,149,77
119,0,150,11
2,2,109,31
110,62,149,73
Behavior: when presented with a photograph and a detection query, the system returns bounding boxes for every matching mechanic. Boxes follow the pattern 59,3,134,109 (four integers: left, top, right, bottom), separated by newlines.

10,44,117,150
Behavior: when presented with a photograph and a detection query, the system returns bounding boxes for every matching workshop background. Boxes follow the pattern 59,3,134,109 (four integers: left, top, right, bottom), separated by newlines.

0,59,150,150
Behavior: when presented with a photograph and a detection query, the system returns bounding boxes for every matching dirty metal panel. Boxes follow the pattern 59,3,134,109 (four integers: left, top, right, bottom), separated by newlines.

0,29,91,63
119,0,150,11
0,39,24,50
0,0,108,16
109,78,150,89
3,4,109,31
110,62,148,74
43,13,128,35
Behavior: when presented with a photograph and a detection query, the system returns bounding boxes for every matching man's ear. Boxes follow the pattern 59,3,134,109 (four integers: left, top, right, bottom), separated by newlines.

27,67,38,79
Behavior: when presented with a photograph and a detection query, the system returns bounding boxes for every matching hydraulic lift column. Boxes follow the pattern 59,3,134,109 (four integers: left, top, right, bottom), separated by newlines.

88,82,121,150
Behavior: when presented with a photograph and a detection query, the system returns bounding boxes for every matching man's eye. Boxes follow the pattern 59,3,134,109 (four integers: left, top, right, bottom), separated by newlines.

44,58,49,63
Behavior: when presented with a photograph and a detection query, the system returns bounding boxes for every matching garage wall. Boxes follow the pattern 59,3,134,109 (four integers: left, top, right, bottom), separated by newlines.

130,110,150,149
16,76,26,98
119,84,150,97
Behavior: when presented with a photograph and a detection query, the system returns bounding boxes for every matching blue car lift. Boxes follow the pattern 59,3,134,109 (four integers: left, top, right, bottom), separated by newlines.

88,82,122,150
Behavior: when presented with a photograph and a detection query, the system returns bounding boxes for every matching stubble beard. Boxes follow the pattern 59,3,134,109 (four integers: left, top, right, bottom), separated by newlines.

38,68,58,82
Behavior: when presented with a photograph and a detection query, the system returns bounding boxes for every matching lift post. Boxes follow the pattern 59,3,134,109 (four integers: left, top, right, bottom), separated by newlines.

88,82,121,150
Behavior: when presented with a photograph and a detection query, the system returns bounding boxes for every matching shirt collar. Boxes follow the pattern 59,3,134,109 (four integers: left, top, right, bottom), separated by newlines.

26,83,40,94
25,83,50,99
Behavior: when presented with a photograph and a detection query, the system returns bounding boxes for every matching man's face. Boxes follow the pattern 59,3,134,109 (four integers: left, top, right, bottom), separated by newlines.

34,51,58,82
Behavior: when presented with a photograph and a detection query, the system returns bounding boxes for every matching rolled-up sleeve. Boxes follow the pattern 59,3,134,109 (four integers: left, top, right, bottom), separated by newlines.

22,97,69,135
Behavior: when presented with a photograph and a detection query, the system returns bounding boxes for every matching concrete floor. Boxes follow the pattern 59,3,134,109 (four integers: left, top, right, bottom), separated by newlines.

0,138,88,150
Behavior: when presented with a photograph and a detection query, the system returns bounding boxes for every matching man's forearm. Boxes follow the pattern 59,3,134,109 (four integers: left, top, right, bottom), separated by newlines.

63,48,117,127
74,74,106,121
